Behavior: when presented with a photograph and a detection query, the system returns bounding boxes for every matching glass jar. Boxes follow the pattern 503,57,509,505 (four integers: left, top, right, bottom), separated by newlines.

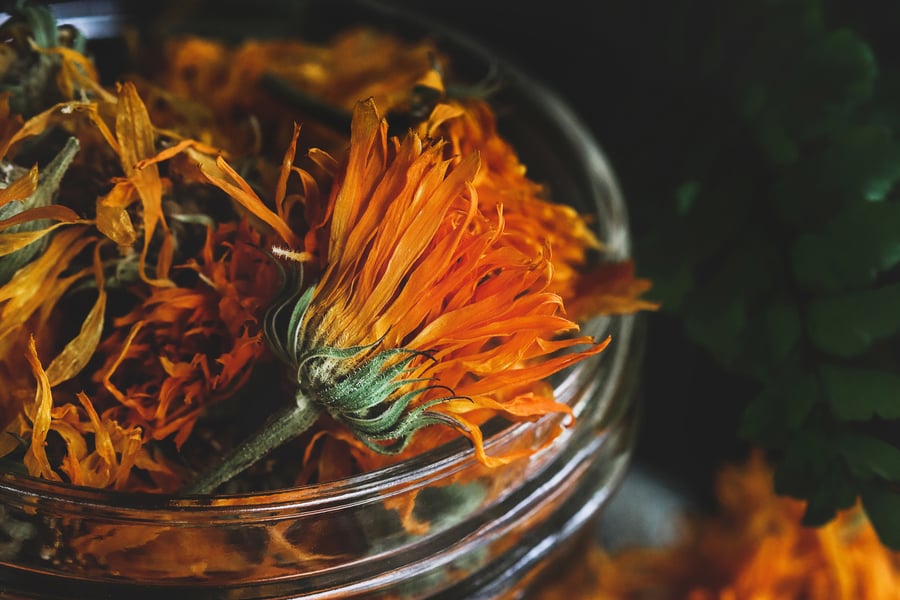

0,2,641,598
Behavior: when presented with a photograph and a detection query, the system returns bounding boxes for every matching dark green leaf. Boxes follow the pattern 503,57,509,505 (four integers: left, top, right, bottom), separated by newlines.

801,471,857,527
794,200,900,292
773,428,832,498
739,372,818,443
861,486,900,550
675,179,701,215
821,125,900,202
738,389,782,445
807,283,900,357
685,296,746,366
683,235,775,367
765,300,801,360
771,158,854,228
837,432,900,481
774,430,857,527
799,29,876,107
758,123,798,165
820,365,900,421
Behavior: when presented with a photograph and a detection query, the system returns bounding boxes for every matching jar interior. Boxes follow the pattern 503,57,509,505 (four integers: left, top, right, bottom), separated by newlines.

0,1,638,597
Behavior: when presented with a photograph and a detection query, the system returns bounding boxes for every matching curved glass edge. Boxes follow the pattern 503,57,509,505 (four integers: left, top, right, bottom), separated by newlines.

0,318,644,599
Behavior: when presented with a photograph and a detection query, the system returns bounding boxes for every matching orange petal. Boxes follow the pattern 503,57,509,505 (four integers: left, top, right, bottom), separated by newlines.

0,166,38,208
34,45,114,103
566,260,659,319
22,336,61,481
116,81,172,286
1,101,119,159
76,392,117,479
275,122,302,220
0,227,94,341
199,154,299,246
134,137,226,170
101,320,146,410
45,244,107,386
0,204,81,230
95,181,138,248
0,219,83,256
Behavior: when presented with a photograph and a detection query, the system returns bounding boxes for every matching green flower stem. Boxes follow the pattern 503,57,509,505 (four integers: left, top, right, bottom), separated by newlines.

181,392,321,495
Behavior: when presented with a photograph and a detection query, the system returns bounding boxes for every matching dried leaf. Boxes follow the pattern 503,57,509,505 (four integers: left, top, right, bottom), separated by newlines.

0,219,81,256
274,122,302,220
35,45,114,104
0,204,80,230
0,165,38,208
0,94,23,154
95,180,138,248
0,226,93,342
115,81,171,286
1,102,114,158
45,246,106,386
0,137,80,282
75,392,116,479
22,336,61,481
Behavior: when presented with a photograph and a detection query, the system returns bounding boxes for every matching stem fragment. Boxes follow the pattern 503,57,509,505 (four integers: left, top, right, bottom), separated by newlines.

182,392,321,495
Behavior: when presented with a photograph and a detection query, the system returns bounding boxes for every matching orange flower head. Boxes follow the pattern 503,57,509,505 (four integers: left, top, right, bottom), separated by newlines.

265,98,608,462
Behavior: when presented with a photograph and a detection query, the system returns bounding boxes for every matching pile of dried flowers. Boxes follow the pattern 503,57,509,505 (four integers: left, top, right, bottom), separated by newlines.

535,452,900,600
0,5,653,495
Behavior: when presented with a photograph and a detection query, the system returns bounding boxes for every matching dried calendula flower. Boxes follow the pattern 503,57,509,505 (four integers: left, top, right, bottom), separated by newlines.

184,99,610,493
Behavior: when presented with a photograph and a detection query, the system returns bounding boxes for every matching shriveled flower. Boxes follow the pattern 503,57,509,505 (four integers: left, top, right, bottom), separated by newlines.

91,220,282,450
185,98,608,492
421,97,657,317
153,28,438,156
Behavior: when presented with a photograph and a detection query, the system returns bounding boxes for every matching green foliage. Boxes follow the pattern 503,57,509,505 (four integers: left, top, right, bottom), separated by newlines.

635,0,900,548
792,201,900,292
807,283,900,357
821,365,900,420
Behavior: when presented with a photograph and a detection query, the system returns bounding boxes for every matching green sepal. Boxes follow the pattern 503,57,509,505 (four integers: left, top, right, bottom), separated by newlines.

9,3,59,49
263,261,314,365
339,383,441,434
300,342,466,454
349,399,467,456
309,346,422,411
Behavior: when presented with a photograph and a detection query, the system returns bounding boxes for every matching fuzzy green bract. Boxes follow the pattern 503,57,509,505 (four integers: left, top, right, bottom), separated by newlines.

264,263,464,455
